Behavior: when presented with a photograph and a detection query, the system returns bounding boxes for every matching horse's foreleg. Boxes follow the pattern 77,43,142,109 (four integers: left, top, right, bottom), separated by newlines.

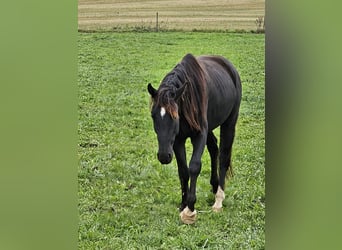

180,132,207,224
173,137,188,212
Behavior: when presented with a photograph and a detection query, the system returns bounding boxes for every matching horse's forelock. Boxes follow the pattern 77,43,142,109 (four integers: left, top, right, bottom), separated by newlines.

153,85,179,120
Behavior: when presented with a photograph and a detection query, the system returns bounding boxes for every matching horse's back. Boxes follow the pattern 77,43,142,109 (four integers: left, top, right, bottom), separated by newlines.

197,56,242,130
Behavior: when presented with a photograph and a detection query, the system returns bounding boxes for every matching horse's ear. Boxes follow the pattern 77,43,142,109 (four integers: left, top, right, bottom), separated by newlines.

174,82,188,101
147,83,157,98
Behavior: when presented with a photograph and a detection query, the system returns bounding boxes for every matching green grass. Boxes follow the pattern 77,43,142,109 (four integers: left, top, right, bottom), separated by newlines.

78,32,265,249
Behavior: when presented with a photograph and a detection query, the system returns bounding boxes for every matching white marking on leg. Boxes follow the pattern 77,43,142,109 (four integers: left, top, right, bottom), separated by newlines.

160,107,166,118
212,186,225,212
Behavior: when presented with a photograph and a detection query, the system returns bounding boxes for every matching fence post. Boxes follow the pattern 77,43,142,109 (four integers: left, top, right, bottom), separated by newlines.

156,12,159,32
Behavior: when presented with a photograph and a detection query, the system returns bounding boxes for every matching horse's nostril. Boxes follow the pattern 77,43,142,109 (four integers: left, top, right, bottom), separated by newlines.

157,152,172,164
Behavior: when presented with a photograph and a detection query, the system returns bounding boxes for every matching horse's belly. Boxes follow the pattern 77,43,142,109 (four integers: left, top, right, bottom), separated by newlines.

207,86,237,130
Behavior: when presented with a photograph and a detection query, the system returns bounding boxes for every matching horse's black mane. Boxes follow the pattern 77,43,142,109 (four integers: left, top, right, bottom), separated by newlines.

154,54,207,131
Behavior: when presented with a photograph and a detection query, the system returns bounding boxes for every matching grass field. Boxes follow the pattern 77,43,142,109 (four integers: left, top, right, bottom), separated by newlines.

78,32,265,249
78,0,265,32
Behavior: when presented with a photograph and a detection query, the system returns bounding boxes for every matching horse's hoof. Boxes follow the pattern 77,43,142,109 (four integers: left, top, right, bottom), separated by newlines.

212,204,223,212
180,206,197,224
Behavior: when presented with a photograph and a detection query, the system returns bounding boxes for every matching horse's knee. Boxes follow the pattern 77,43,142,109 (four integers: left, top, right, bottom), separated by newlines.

189,160,201,177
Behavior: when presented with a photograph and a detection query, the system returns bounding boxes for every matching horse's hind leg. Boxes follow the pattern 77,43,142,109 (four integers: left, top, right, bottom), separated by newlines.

207,131,219,194
212,112,239,212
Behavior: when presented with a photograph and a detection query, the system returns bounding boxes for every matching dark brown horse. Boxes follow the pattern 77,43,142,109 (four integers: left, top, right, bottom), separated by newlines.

147,53,242,224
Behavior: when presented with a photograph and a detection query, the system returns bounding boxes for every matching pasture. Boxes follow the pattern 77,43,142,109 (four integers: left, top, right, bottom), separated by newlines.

78,32,264,248
78,0,265,32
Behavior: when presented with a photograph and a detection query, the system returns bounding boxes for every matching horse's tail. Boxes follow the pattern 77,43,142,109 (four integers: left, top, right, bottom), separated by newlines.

227,163,234,179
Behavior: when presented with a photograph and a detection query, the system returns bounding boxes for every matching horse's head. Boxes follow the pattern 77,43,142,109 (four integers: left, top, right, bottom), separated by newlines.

147,83,186,164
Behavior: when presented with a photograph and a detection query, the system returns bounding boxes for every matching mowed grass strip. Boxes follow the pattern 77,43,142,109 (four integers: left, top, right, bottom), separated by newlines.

78,32,265,249
78,0,265,31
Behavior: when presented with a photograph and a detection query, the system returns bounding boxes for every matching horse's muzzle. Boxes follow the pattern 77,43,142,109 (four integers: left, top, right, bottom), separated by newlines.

157,152,172,164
